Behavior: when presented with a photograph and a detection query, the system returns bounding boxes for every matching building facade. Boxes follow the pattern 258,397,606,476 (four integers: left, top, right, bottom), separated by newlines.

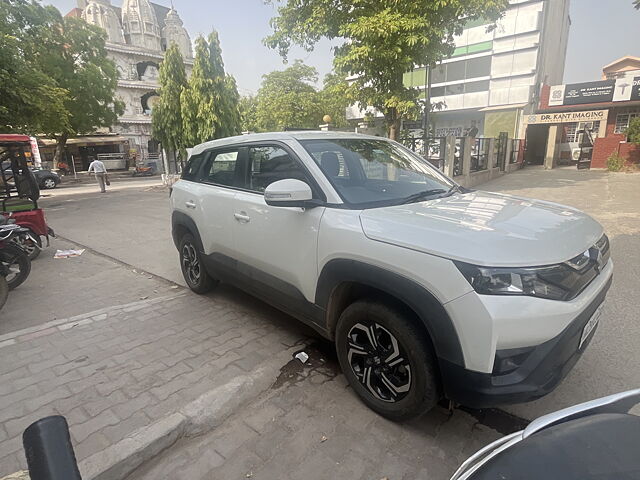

526,57,640,169
347,0,571,141
65,0,193,169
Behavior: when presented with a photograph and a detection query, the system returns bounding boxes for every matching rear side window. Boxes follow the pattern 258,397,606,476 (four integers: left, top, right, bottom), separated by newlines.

182,153,204,181
202,150,239,187
246,146,308,192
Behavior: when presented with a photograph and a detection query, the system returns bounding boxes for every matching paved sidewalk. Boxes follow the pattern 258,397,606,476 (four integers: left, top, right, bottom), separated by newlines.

0,286,309,477
129,346,502,480
1,238,177,334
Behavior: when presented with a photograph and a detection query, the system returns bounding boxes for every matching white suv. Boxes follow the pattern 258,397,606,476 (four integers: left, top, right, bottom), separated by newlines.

171,132,613,420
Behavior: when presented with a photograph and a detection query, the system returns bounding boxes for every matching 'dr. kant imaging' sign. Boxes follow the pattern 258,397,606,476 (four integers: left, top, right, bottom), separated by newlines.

525,110,609,125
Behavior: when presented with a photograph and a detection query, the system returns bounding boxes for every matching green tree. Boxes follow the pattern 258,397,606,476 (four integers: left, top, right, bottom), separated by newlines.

265,0,508,140
0,0,69,135
239,95,259,132
181,31,241,146
625,117,640,144
255,60,323,131
319,72,353,128
45,16,124,164
152,43,188,166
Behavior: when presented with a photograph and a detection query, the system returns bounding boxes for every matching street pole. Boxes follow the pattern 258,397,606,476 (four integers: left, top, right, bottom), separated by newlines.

423,64,432,157
71,154,78,181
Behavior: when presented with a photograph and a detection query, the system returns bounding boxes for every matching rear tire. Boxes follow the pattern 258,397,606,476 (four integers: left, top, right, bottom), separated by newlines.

12,230,42,260
335,300,441,421
179,233,216,294
0,277,8,311
0,245,31,290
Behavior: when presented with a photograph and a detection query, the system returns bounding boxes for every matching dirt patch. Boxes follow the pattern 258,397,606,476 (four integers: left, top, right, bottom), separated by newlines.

272,340,340,390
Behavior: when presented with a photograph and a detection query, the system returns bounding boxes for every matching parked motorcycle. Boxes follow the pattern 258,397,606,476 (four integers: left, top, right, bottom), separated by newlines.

132,161,158,177
0,223,32,290
451,388,640,480
2,211,52,260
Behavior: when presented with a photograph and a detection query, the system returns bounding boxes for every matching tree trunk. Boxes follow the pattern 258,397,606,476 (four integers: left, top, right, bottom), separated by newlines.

386,108,401,141
53,133,69,168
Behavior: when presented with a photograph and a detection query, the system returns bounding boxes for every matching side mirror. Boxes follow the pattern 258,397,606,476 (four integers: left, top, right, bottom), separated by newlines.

264,179,318,208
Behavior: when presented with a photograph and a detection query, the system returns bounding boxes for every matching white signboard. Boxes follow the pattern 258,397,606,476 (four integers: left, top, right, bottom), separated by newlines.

525,110,609,125
548,85,566,106
435,126,463,137
29,137,42,168
613,76,634,102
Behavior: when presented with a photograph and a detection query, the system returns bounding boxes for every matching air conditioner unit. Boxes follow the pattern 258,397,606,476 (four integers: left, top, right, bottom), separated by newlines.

572,148,581,161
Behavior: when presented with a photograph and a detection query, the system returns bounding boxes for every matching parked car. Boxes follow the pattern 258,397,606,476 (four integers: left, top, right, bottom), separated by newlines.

31,169,61,189
170,132,613,421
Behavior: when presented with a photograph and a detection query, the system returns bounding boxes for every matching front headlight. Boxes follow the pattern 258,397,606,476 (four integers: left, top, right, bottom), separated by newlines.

455,261,574,301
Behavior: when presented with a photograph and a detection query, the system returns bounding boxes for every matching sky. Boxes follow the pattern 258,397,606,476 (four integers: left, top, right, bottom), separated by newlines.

46,0,639,94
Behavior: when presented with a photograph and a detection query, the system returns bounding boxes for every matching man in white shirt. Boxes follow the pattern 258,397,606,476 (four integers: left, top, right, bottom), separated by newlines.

87,159,108,193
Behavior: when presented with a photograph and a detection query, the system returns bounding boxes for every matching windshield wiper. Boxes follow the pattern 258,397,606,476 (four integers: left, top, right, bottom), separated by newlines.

400,189,447,205
446,183,461,195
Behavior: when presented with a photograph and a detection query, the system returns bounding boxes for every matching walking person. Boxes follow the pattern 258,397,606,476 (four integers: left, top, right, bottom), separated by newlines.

87,158,108,193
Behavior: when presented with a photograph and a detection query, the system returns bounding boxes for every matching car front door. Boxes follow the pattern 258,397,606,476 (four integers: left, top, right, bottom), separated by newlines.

231,143,326,310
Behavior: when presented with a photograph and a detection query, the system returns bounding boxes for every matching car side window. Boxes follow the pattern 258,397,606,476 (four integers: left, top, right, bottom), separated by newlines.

247,146,308,193
202,150,239,187
182,153,204,181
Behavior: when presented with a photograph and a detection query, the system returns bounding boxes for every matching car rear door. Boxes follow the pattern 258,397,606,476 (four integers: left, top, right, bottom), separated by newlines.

231,143,326,305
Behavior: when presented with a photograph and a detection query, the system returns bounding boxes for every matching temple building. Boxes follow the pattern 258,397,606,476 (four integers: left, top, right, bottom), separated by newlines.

54,0,193,172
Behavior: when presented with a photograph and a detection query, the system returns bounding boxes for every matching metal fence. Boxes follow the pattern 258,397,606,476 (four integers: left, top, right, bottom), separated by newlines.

510,139,525,164
400,135,447,172
470,138,490,172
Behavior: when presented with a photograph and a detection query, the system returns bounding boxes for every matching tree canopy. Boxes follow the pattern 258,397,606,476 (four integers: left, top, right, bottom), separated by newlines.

180,31,241,146
152,43,188,163
626,117,640,144
254,60,323,131
0,0,68,134
1,0,122,157
265,0,508,139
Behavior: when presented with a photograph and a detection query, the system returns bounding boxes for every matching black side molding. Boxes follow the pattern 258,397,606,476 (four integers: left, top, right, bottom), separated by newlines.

315,259,465,367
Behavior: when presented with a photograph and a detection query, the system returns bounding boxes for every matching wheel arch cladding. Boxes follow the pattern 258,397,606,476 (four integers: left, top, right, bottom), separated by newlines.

316,259,465,367
171,211,204,252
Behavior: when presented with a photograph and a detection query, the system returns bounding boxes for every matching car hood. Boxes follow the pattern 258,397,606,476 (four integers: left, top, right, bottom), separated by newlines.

359,191,604,267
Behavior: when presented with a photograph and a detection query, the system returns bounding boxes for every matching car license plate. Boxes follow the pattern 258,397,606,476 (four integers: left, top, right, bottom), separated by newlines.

579,305,602,350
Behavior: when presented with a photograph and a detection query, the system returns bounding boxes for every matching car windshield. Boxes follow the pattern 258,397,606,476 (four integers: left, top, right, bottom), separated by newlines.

300,138,454,208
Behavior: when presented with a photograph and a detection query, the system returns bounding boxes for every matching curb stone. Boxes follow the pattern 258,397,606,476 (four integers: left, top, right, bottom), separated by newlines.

79,349,297,480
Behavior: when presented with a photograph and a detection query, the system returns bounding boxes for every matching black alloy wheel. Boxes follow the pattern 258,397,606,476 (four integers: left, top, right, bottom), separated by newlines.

178,233,216,294
346,321,412,403
336,300,440,421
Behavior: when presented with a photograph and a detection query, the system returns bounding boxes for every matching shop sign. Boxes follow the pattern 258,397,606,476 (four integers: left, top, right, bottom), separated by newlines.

549,77,640,106
525,110,608,125
435,126,463,137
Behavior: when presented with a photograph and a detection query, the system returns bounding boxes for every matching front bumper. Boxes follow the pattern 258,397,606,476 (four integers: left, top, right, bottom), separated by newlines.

440,274,612,408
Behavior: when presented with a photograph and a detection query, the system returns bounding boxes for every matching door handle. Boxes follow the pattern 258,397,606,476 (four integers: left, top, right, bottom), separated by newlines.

185,200,196,209
234,212,251,223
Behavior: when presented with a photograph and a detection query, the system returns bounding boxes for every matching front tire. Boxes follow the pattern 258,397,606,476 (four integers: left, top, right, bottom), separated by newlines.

335,300,441,421
0,245,31,290
179,233,216,294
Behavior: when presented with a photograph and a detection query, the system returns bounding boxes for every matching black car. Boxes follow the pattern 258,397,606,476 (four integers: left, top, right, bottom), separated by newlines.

31,169,61,189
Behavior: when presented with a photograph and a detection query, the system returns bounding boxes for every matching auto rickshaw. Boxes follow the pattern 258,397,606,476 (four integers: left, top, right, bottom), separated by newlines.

0,134,55,258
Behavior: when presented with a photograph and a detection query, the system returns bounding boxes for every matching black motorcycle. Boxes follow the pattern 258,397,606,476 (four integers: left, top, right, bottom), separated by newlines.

0,220,32,292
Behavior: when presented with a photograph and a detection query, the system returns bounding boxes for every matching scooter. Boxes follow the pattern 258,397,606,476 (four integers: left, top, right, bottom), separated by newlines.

2,210,54,260
132,161,158,177
451,388,640,480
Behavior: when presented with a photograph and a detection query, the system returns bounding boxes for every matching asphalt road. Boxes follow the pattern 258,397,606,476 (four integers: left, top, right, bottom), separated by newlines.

37,168,640,421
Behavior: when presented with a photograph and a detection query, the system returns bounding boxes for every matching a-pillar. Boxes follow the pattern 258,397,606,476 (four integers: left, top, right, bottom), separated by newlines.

544,125,559,170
